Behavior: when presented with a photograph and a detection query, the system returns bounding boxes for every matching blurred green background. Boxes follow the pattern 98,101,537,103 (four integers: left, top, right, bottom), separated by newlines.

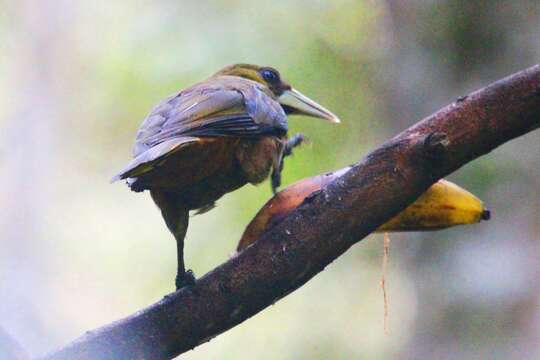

1,1,539,359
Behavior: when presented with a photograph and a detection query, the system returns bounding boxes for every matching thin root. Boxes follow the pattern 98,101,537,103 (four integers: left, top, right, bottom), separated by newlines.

381,232,391,334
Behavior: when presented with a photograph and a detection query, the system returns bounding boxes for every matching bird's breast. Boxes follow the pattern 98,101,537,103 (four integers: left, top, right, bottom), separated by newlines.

182,136,284,210
235,136,285,185
129,136,284,211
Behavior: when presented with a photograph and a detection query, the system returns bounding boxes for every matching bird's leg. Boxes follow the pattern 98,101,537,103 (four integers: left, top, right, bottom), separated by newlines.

150,190,195,290
171,210,194,290
271,133,306,193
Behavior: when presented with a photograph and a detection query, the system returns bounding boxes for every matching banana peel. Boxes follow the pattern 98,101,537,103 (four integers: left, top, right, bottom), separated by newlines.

377,179,489,232
237,167,490,251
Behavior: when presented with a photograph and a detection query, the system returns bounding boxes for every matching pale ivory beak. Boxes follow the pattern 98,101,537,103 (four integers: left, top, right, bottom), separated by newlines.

278,89,340,123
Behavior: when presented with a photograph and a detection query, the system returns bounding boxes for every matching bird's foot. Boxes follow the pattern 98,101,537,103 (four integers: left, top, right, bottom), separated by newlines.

284,133,307,157
175,269,196,290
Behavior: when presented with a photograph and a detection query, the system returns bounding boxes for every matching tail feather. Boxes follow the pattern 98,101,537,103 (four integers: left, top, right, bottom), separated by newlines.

110,136,200,183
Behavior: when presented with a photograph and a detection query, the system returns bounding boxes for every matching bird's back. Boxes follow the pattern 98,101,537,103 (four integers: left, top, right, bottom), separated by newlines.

112,75,289,211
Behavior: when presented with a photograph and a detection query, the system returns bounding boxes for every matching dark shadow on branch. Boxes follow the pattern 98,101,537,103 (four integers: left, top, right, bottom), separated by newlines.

39,65,540,360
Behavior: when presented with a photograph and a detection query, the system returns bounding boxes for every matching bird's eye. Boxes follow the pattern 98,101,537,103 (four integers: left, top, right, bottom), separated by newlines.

261,69,279,83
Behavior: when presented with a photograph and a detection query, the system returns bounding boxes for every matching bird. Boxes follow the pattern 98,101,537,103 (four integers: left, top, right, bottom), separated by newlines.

111,64,340,290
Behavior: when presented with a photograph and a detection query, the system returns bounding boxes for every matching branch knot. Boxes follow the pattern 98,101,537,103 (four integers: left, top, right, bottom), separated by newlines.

423,132,450,160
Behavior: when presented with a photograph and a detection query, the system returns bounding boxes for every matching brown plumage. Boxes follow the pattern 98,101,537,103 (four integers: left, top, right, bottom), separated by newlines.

112,64,339,289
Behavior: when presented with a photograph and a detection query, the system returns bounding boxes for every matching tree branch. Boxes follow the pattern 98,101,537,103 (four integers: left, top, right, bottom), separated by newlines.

39,65,540,360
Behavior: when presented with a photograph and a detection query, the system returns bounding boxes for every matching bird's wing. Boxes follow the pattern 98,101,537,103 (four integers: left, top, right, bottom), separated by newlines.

132,78,288,157
110,136,200,182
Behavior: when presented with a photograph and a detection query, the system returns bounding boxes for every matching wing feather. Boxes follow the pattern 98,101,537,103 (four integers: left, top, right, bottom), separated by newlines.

111,136,199,182
114,77,288,183
132,77,287,157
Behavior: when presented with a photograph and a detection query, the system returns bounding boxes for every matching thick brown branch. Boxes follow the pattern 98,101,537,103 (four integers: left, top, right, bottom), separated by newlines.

39,65,540,360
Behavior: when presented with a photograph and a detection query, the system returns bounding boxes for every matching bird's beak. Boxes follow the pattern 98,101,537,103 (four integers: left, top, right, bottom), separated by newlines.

278,89,340,123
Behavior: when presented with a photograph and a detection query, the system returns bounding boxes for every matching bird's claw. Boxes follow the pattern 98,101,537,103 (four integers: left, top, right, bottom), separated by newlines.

284,133,306,157
175,269,196,290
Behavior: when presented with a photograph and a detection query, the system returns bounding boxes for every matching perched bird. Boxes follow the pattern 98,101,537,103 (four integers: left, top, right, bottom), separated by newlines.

112,64,339,289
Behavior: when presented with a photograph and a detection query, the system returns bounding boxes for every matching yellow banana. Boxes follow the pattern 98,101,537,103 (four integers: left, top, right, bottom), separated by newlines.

237,167,490,251
376,179,489,232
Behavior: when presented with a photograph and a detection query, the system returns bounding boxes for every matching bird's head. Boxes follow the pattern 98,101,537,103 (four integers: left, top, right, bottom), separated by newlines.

214,64,340,123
